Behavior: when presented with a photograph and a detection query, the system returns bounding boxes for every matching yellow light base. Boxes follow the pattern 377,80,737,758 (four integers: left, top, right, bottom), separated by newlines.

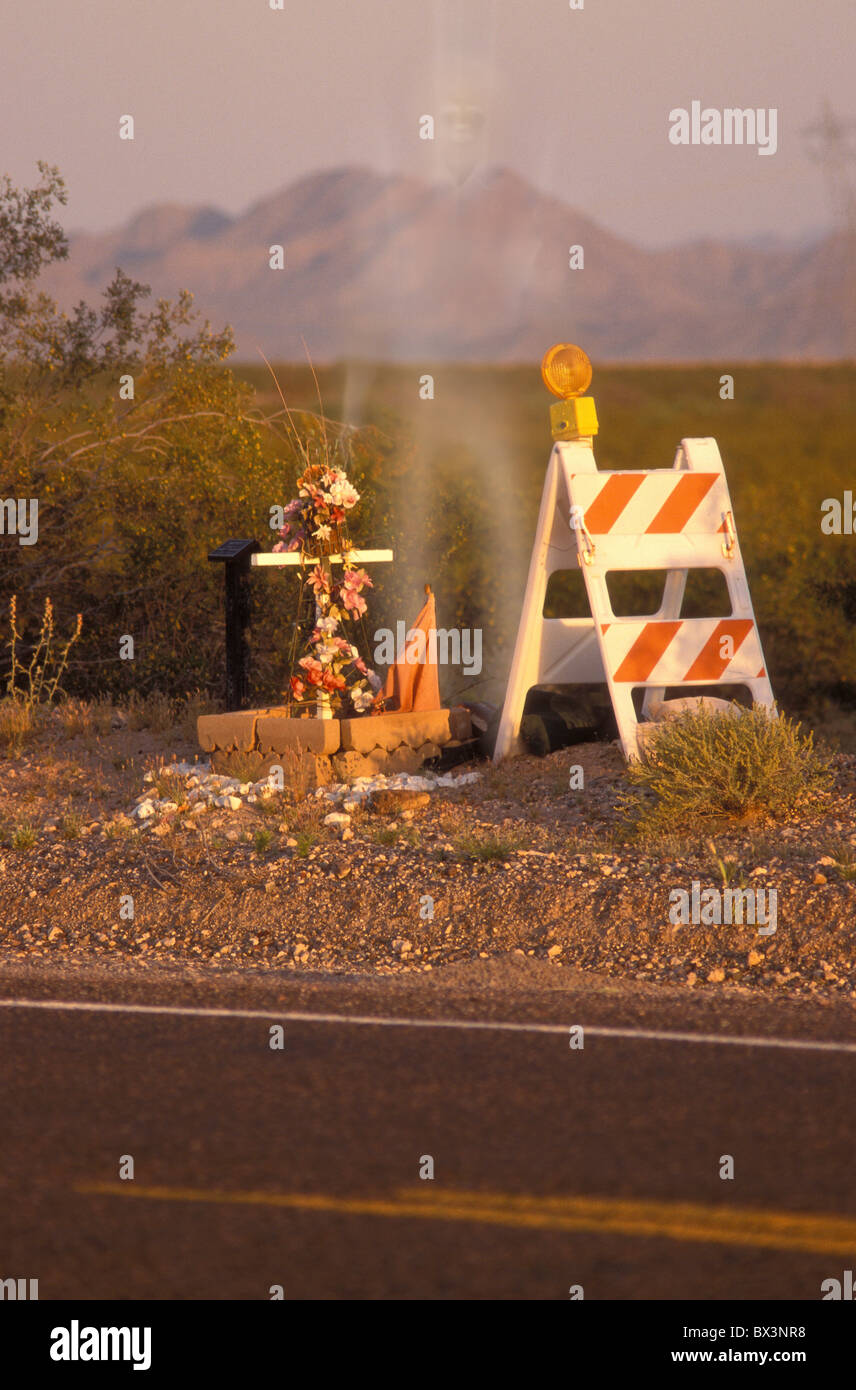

550,396,599,441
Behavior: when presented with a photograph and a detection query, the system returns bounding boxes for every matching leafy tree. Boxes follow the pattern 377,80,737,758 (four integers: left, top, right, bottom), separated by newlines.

0,165,315,700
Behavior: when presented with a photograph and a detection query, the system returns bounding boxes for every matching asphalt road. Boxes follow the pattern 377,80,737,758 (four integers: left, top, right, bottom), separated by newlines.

1,957,855,1300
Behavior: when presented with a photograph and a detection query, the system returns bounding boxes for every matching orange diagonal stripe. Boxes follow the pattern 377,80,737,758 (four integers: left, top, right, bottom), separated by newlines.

612,621,682,682
583,474,646,534
683,619,754,681
645,473,718,533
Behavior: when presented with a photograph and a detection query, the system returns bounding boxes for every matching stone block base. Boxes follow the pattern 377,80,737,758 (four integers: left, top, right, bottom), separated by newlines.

198,705,472,783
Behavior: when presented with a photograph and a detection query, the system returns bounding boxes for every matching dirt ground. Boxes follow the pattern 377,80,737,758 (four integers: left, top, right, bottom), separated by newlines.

1,709,855,1003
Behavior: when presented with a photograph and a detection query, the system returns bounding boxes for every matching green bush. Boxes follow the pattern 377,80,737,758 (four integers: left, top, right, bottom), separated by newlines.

622,704,834,833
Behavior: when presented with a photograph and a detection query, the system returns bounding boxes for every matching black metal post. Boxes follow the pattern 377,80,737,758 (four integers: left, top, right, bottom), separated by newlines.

208,539,260,710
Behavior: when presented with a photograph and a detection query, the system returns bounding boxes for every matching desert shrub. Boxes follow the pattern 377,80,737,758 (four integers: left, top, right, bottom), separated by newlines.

622,704,834,833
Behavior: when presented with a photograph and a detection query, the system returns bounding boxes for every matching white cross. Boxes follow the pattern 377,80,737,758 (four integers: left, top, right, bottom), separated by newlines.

252,549,394,718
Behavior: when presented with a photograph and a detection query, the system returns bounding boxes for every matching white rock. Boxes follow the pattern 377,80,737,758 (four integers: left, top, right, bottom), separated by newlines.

324,812,351,828
134,801,155,820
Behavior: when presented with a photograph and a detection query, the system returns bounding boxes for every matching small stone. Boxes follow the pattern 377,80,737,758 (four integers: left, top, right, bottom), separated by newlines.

547,944,563,958
324,812,351,828
48,926,63,942
686,971,698,987
748,949,764,967
369,789,430,815
707,968,725,983
813,872,827,885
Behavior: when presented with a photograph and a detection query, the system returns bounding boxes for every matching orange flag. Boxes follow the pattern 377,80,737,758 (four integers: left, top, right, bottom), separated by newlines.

381,586,442,712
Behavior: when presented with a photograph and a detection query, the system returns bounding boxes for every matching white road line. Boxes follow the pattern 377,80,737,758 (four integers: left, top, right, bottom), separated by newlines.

0,997,855,1054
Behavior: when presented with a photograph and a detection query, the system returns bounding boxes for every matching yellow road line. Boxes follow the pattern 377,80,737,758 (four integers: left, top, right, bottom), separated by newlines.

74,1182,856,1256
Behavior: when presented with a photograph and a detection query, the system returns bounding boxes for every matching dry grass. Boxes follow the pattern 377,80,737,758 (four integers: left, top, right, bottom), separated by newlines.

0,698,40,755
54,698,114,739
125,691,176,733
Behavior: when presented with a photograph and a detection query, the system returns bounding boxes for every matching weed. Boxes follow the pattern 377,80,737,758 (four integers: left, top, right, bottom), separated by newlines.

705,838,749,890
60,812,83,841
623,705,834,834
4,595,82,709
125,691,175,733
819,839,856,882
452,831,521,861
0,698,38,755
12,822,37,850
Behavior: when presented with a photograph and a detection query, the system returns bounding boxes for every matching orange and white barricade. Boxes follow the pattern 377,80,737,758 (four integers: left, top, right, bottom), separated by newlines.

494,347,774,761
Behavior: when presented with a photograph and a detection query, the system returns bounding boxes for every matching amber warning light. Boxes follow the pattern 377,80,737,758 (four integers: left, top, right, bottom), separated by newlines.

541,343,598,440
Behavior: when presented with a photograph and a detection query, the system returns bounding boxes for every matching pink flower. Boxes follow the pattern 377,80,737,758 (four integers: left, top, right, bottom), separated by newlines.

289,676,306,699
322,668,346,693
298,656,323,686
341,588,367,617
308,565,330,597
342,568,373,594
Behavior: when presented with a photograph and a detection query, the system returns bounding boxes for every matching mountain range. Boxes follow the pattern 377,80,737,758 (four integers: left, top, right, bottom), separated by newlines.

40,166,850,362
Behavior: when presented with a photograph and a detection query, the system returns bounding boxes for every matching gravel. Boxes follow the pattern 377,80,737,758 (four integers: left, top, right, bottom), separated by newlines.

1,729,855,1002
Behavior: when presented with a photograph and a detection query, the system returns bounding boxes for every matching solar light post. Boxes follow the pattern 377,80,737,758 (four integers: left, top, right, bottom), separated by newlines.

208,538,261,711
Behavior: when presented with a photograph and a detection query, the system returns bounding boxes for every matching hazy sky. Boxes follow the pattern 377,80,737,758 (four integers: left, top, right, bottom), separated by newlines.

2,0,853,246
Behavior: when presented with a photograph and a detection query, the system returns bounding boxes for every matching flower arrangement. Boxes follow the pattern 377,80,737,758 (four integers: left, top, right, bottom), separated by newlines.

276,462,381,717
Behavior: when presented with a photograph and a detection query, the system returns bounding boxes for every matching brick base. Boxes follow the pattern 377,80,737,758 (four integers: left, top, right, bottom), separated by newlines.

199,707,471,783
